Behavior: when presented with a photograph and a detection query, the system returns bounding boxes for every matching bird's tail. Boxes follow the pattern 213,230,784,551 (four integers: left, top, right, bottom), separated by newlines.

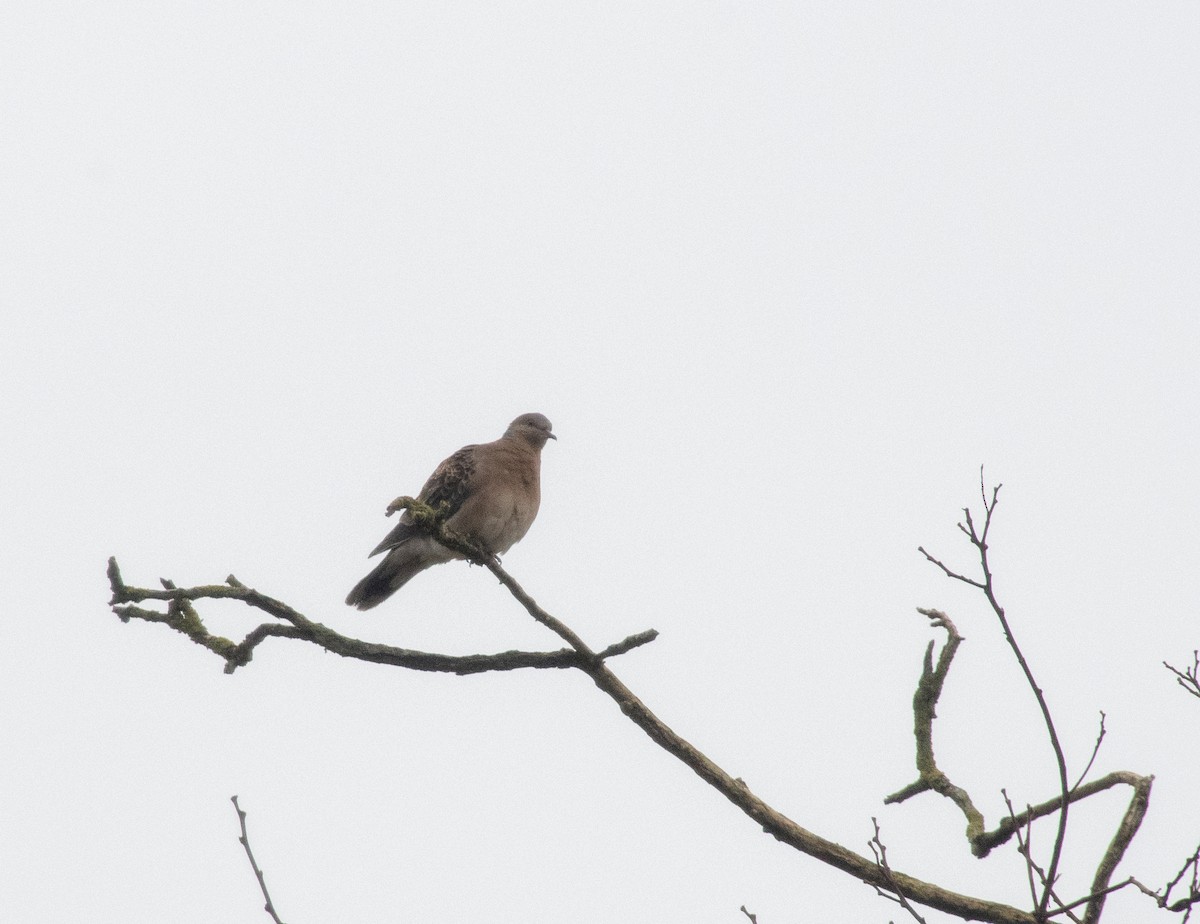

345,547,436,611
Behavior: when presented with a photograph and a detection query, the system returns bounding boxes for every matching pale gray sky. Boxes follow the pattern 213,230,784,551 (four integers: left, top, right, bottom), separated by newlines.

2,3,1198,922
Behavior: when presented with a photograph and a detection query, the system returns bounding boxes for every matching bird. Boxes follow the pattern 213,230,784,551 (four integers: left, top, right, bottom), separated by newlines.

346,412,556,610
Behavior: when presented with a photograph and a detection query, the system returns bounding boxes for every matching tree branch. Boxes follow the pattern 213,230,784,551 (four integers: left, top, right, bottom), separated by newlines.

885,609,986,850
870,818,929,923
456,562,1038,923
1080,772,1153,924
117,485,1179,924
885,606,1152,887
231,796,286,924
106,556,657,676
106,550,1038,924
1164,651,1200,701
1071,713,1107,793
972,772,1151,860
914,476,1156,924
1158,843,1200,917
922,475,1072,917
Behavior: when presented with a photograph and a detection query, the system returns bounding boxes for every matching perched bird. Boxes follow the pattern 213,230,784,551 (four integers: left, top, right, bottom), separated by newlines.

346,413,556,610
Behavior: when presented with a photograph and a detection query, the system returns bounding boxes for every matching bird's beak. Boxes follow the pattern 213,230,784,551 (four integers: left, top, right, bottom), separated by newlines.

547,433,557,440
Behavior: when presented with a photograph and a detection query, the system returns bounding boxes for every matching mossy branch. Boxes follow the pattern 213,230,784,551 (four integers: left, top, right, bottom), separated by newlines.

105,483,1164,924
906,478,1156,923
106,556,656,676
885,609,986,848
105,562,1037,923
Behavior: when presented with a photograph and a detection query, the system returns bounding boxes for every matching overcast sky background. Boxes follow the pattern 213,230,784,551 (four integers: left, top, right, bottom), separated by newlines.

3,3,1199,922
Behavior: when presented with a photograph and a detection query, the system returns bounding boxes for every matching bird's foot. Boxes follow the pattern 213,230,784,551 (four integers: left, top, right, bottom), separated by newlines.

462,538,500,568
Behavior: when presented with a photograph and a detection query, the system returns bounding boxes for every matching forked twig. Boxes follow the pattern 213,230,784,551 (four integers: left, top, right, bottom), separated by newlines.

919,473,1071,918
1158,843,1200,920
869,818,928,923
1164,651,1200,701
913,474,1155,924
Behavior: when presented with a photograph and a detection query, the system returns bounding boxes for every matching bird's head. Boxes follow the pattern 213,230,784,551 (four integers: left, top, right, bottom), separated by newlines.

506,412,556,449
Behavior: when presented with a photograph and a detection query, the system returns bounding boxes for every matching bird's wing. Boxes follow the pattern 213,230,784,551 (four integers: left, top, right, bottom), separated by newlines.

367,444,479,557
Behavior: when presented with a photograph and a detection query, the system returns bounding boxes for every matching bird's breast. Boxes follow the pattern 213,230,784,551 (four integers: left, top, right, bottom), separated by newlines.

451,482,541,555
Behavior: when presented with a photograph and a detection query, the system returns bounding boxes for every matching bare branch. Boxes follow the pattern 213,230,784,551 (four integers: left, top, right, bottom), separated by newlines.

885,609,986,849
1115,851,1200,921
1164,844,1200,901
998,792,1091,924
1006,793,1087,924
1159,843,1200,919
916,546,985,589
908,478,1160,924
116,485,1138,924
107,549,1040,923
1000,791,1042,914
972,772,1151,859
1071,713,1107,793
1164,651,1200,700
464,563,1038,924
106,556,656,676
886,609,1153,903
231,796,285,924
1047,878,1135,919
1076,771,1152,923
869,818,928,923
386,497,602,660
922,480,1072,917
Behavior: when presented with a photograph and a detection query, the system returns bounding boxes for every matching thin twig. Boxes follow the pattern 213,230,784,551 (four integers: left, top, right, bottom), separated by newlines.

869,818,928,923
1164,844,1200,900
999,795,1081,923
924,475,1072,918
1164,651,1200,700
1003,791,1041,914
919,477,1160,924
231,796,285,924
1070,712,1106,793
1047,878,1135,918
1160,843,1200,921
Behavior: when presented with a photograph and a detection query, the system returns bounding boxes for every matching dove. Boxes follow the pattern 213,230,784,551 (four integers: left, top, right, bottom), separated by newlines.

346,413,555,610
